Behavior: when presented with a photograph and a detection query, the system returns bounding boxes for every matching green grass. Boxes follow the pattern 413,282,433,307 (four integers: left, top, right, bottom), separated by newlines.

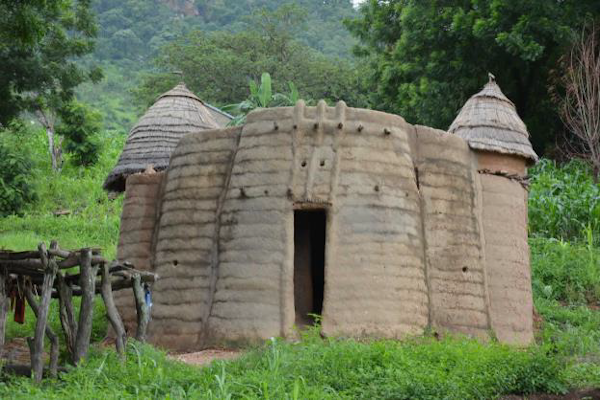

0,129,124,259
0,330,569,399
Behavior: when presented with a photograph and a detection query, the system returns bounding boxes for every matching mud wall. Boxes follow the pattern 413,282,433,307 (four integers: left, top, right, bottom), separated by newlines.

321,106,428,338
415,126,491,339
114,172,164,333
117,102,534,349
477,152,533,344
148,126,242,350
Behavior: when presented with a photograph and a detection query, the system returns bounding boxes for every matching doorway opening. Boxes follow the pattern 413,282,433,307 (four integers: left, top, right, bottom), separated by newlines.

293,209,326,327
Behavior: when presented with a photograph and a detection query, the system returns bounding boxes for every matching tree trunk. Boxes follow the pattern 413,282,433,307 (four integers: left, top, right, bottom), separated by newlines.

57,272,78,361
29,242,58,383
24,287,59,378
132,274,150,342
36,109,61,172
73,249,98,365
0,266,7,359
100,262,127,357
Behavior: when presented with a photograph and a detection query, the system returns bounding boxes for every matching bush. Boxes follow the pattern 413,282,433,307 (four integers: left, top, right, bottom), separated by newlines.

528,159,600,243
0,122,37,216
531,237,600,305
57,101,102,167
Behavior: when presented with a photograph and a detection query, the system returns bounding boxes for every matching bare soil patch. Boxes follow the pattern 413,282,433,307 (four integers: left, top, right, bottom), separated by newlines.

501,389,600,399
169,349,242,366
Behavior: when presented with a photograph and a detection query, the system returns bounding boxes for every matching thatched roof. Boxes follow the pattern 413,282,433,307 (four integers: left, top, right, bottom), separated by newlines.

448,74,538,163
104,83,230,192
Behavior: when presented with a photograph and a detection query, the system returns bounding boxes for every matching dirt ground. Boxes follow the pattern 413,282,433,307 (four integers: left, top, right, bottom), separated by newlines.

501,390,600,399
168,349,242,366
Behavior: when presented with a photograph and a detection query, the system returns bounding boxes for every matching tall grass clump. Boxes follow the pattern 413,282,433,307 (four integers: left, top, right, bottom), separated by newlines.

528,159,600,243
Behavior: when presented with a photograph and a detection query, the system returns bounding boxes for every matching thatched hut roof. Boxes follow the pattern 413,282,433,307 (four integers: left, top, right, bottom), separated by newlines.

448,74,538,163
104,83,230,192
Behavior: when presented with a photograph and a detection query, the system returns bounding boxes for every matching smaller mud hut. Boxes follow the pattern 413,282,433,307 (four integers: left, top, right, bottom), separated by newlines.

448,74,538,345
103,83,232,192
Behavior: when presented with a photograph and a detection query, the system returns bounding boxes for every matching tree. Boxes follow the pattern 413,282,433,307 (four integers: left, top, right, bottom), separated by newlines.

133,5,366,111
0,122,37,216
0,0,102,170
56,101,102,167
346,0,600,154
558,24,600,181
0,0,102,124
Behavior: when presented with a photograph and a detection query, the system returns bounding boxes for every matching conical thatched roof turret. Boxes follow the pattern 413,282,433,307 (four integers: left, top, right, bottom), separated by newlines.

449,74,538,163
104,83,228,192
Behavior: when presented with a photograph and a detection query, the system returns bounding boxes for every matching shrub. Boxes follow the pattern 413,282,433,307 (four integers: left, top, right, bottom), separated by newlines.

0,122,37,216
57,101,102,167
528,159,600,243
531,236,600,305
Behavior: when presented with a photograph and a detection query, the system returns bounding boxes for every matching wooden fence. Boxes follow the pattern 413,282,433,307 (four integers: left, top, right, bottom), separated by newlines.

0,241,158,382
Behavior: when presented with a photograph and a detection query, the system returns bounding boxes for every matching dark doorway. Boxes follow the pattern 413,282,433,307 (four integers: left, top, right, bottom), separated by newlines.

294,209,326,327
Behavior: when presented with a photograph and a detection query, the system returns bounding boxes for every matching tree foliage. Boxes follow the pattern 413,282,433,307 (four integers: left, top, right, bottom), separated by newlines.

133,5,366,110
0,123,37,216
346,0,600,153
56,101,102,167
92,0,357,63
0,0,102,125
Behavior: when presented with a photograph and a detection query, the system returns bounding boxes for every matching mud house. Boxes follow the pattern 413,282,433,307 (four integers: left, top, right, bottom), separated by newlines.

106,76,537,351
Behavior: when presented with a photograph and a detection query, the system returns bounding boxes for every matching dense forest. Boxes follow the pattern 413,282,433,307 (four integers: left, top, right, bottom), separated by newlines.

78,0,359,131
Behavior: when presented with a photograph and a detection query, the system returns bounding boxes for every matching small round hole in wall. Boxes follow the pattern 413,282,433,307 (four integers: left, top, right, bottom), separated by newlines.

264,189,269,196
374,185,380,192
301,160,307,167
462,266,468,273
173,260,179,266
320,160,325,167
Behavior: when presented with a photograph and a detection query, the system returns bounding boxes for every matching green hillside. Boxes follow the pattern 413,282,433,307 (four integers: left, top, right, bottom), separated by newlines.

79,0,359,132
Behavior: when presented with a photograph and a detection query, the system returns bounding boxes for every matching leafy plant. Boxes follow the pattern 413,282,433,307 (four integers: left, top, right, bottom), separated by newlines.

57,101,102,167
530,237,600,305
222,72,303,125
528,159,600,243
0,122,37,216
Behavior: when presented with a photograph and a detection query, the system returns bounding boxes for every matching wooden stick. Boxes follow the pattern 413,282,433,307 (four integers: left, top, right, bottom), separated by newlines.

0,266,7,360
29,242,58,383
63,262,149,285
100,262,127,357
57,255,105,269
0,251,40,260
56,273,77,360
132,274,150,342
24,287,59,378
72,249,98,365
50,273,158,299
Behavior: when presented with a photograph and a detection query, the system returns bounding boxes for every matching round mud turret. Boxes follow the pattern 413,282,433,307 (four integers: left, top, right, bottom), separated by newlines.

450,76,536,345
